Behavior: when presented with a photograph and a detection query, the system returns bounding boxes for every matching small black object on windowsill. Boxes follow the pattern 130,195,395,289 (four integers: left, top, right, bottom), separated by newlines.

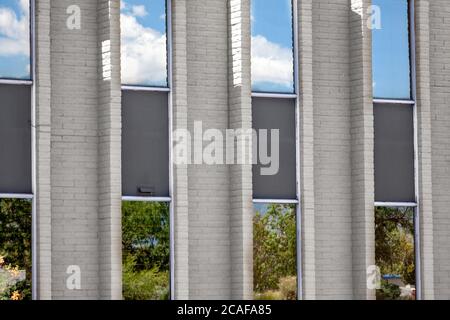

138,186,155,196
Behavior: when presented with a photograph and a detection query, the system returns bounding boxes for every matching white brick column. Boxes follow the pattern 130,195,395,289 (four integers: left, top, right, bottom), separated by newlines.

350,0,375,300
228,0,253,300
35,0,52,300
50,0,100,299
186,0,232,299
97,0,122,300
297,0,316,300
172,0,190,300
414,0,434,300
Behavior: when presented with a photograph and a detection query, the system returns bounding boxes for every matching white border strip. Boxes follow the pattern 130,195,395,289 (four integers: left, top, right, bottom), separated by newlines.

253,199,299,205
373,98,415,105
30,0,37,301
122,196,172,203
0,79,33,85
166,0,175,301
251,92,297,99
409,0,422,301
375,202,417,208
121,85,170,92
0,193,34,200
292,0,303,301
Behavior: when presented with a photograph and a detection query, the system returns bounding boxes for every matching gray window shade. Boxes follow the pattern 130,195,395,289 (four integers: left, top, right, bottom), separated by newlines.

122,91,169,197
0,84,32,194
374,103,415,202
252,97,296,200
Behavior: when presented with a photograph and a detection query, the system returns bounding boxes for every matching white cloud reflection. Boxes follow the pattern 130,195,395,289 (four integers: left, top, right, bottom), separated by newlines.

251,35,294,92
0,0,29,56
121,1,167,86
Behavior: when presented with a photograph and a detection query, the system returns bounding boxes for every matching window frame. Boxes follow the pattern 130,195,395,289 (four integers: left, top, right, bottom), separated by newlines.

251,0,302,300
120,0,174,300
0,0,36,300
373,0,421,300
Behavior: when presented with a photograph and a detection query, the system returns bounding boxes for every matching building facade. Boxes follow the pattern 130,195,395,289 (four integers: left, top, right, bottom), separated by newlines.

1,0,450,300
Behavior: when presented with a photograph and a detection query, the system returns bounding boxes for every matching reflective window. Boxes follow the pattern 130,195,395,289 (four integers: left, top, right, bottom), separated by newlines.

0,0,31,80
122,201,170,300
251,0,294,93
375,207,416,300
0,84,32,194
0,198,32,301
252,97,296,200
372,0,411,99
122,90,169,197
253,203,297,300
374,103,415,203
121,0,168,87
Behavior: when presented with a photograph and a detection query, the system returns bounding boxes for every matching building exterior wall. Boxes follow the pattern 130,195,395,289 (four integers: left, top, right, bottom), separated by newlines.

311,0,354,299
49,0,101,299
430,0,450,300
23,0,450,299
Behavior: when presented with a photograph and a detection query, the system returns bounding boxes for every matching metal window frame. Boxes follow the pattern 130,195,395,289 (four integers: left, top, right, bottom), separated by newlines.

251,0,302,300
373,0,421,300
120,0,174,300
0,0,36,300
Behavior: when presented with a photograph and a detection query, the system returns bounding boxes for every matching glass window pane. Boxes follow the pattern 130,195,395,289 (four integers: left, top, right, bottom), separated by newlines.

252,97,296,200
0,84,32,194
374,103,415,202
122,201,170,300
121,0,168,87
375,207,416,300
0,0,31,80
251,0,294,93
0,198,32,301
372,0,411,99
253,203,297,300
122,90,169,197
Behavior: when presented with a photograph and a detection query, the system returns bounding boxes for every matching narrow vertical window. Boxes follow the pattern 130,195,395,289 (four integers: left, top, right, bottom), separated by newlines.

121,0,171,300
373,0,417,300
375,207,416,300
0,0,33,301
251,0,294,93
253,204,297,300
0,199,32,301
0,0,31,80
121,0,168,87
122,201,170,300
372,0,411,100
251,0,299,300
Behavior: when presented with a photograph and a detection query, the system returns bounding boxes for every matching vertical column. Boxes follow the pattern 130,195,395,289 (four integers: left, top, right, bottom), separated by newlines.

50,0,100,299
429,0,450,300
311,0,353,299
228,0,253,300
34,0,52,300
414,0,434,300
297,0,316,300
97,0,122,300
349,0,375,300
172,0,190,300
186,0,231,299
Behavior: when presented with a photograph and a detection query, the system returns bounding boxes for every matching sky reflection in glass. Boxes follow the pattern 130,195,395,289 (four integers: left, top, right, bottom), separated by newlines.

121,0,168,87
251,0,294,93
0,0,31,80
372,0,411,100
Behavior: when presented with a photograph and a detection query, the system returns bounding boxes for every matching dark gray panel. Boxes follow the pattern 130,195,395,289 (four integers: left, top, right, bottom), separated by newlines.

252,97,296,200
375,103,415,202
122,91,169,197
0,84,32,194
